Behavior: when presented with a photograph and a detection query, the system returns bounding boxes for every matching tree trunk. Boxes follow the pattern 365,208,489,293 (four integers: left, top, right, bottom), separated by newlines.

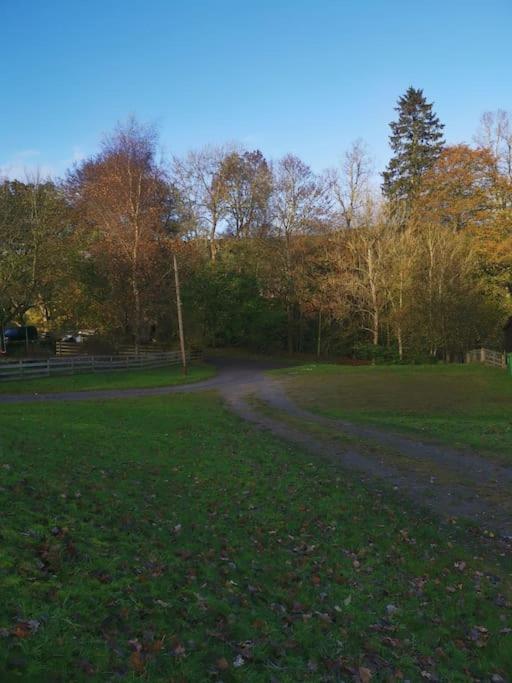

373,312,379,346
287,305,294,354
397,269,404,360
209,238,216,262
285,234,294,354
367,245,379,347
397,325,403,360
316,309,322,359
132,266,141,352
209,219,217,262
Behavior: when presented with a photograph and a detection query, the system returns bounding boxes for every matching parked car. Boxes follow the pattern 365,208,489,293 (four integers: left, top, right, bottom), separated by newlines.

3,326,38,353
4,325,38,342
59,330,95,343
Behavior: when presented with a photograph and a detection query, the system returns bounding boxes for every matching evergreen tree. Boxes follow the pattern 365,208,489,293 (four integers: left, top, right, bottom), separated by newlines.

382,87,445,203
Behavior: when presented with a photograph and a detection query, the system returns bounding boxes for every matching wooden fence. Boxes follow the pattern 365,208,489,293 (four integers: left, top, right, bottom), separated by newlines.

118,344,174,356
0,351,201,383
55,341,87,356
55,342,174,356
466,348,507,369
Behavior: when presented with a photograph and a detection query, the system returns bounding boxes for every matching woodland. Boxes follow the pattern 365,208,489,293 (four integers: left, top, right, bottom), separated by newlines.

1,88,511,361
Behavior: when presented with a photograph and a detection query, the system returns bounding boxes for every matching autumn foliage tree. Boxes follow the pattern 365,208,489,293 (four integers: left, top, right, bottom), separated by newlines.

4,97,511,360
413,145,496,232
218,150,272,238
0,177,73,330
68,120,173,346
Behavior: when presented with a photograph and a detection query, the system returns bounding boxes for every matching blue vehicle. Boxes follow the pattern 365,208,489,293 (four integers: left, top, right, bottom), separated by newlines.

2,326,38,353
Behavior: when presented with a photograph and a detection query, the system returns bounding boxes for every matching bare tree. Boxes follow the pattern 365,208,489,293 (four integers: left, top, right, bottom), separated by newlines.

271,154,330,351
329,139,374,229
172,145,230,260
382,225,415,359
272,154,329,240
475,110,512,181
346,224,388,346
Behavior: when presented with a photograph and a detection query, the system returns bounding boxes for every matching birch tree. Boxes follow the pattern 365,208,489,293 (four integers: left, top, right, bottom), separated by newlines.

329,139,373,229
172,146,229,260
271,154,330,351
68,119,171,347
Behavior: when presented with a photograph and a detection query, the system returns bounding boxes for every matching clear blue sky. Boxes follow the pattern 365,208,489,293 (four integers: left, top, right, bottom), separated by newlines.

1,0,511,180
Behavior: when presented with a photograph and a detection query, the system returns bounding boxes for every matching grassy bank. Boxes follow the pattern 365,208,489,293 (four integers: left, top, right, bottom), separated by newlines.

0,393,510,680
0,363,214,395
273,363,512,460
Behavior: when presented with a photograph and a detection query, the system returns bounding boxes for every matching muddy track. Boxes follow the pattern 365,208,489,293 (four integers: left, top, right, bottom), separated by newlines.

2,356,511,537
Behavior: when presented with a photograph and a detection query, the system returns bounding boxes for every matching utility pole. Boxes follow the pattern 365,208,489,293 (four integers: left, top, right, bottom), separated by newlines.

316,309,322,360
173,252,187,375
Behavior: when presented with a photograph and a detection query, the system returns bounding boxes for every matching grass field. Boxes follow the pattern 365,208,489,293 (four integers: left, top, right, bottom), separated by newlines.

1,392,511,680
274,363,512,460
0,363,214,395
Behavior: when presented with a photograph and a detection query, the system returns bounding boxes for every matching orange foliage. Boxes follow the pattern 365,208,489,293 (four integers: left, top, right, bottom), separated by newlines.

413,145,496,231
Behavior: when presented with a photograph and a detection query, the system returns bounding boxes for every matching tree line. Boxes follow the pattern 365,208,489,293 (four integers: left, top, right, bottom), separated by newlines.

1,88,511,360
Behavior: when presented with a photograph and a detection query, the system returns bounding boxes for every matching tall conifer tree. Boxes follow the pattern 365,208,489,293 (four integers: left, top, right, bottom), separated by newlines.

382,87,445,203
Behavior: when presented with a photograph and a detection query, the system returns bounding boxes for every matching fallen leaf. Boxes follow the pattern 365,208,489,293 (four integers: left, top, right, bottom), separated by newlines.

129,651,145,673
359,666,372,682
12,623,31,638
216,657,229,670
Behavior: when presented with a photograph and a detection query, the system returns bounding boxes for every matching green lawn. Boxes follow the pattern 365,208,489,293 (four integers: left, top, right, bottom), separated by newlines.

0,363,214,394
0,393,510,680
273,363,512,459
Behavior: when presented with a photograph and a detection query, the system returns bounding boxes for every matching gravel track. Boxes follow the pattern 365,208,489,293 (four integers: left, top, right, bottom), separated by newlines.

2,356,511,537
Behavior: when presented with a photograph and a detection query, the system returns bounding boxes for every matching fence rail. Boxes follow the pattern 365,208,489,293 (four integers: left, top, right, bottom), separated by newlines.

55,341,86,356
466,348,506,369
55,342,175,356
0,351,201,383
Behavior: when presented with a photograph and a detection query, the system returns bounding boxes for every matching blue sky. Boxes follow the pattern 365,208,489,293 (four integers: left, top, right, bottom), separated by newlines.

1,0,511,180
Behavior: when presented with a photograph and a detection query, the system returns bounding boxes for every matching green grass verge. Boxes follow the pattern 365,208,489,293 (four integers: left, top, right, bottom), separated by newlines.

0,393,511,680
273,363,512,460
0,363,214,394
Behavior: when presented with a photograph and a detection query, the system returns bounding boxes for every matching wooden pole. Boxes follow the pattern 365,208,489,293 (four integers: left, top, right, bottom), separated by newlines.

173,253,187,375
316,309,322,360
